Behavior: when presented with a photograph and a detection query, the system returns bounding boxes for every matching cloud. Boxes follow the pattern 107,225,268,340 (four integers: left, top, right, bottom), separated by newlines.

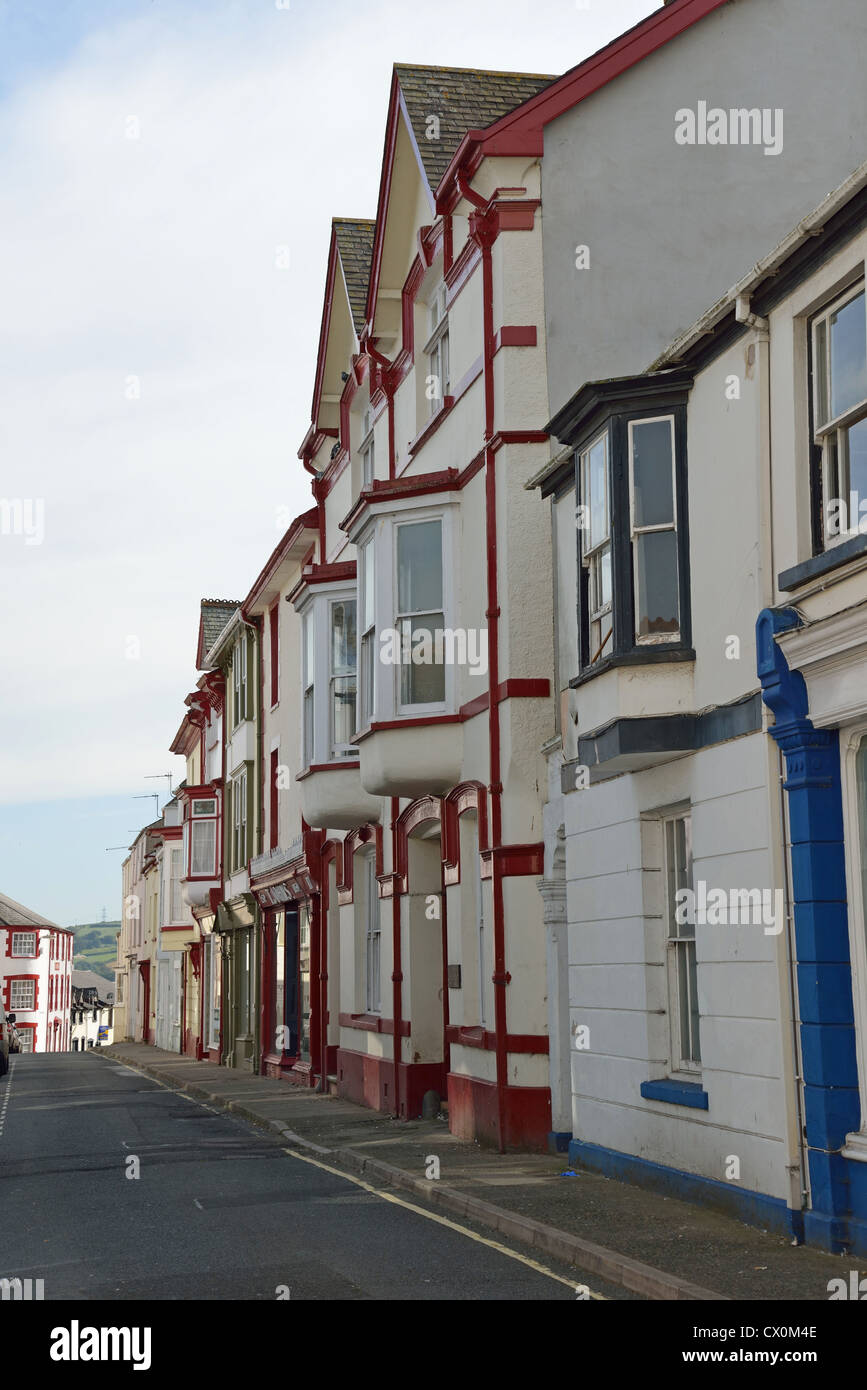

0,0,653,804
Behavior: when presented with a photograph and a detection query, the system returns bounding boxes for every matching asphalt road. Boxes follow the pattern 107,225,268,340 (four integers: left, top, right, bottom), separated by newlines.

0,1053,637,1301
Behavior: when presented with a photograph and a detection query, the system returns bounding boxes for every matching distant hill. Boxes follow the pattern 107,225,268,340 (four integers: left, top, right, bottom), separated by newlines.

69,922,120,983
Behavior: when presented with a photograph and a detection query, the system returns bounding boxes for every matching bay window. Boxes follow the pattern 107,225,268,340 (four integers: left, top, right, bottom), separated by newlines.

547,372,692,679
187,797,217,878
298,585,359,765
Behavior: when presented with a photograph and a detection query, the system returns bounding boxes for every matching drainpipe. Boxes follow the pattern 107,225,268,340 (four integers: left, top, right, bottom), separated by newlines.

391,798,403,1118
467,185,509,1152
737,292,807,1215
365,339,396,479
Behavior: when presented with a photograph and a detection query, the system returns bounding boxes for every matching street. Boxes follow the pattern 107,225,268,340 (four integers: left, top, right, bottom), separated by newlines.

0,1053,631,1301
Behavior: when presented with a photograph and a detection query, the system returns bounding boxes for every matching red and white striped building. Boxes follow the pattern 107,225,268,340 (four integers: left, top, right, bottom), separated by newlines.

0,892,73,1053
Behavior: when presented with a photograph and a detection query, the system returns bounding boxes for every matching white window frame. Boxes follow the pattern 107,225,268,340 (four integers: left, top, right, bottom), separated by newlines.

394,515,447,715
11,932,36,957
812,283,867,549
232,767,248,872
187,797,218,879
329,597,357,758
297,584,359,764
424,281,450,418
579,430,612,666
628,414,681,646
233,635,248,728
364,853,381,1014
662,809,701,1077
360,404,375,489
10,978,35,1011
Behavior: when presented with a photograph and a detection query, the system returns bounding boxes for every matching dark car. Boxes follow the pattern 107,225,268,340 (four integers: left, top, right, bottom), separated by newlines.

0,1003,11,1075
7,1014,21,1053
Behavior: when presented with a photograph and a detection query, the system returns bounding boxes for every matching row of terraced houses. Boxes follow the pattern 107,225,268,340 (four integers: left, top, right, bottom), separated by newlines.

116,0,867,1256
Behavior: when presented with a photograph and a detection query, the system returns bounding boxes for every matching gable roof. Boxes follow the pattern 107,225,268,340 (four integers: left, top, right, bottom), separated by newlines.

0,891,61,929
435,0,734,205
72,969,114,998
196,599,241,670
333,219,376,336
394,63,555,191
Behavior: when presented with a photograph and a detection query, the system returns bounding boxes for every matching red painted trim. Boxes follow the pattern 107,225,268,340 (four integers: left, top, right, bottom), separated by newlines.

456,448,486,490
490,429,549,451
435,0,732,207
442,780,489,886
287,560,357,606
340,467,460,536
295,761,360,780
337,824,382,905
393,795,442,895
458,690,489,721
444,236,481,301
497,677,550,701
480,842,544,880
493,201,539,232
407,397,455,458
338,1012,410,1037
445,1025,549,1054
492,326,537,353
353,713,461,744
242,508,319,613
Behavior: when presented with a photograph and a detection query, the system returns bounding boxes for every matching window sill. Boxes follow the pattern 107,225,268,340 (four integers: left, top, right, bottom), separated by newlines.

640,1078,708,1110
779,532,867,591
296,761,361,779
570,645,695,688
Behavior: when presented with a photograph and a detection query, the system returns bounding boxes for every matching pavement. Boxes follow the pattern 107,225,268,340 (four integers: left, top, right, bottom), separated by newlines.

96,1041,855,1302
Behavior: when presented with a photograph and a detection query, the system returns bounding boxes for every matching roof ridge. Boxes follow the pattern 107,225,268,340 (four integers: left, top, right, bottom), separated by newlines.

394,61,557,80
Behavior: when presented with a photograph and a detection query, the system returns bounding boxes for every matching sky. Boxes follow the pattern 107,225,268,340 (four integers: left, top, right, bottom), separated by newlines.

0,0,657,925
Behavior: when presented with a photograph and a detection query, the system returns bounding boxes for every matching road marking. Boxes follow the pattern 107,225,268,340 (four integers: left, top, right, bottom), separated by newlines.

0,1059,15,1138
282,1147,606,1299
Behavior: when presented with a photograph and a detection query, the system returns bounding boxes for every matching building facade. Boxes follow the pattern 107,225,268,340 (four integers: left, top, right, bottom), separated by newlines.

0,893,72,1053
71,970,115,1052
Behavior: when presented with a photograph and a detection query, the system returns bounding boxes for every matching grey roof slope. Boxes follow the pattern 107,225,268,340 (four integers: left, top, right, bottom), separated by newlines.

200,599,240,655
0,892,60,929
72,969,114,998
334,219,376,336
394,63,556,190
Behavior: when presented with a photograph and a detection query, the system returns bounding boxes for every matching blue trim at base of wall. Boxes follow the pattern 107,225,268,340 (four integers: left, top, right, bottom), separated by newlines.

568,1138,803,1241
640,1078,708,1109
547,1130,572,1154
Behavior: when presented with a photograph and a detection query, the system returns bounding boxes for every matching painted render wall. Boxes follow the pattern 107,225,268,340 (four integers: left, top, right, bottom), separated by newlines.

541,0,867,422
565,732,794,1201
